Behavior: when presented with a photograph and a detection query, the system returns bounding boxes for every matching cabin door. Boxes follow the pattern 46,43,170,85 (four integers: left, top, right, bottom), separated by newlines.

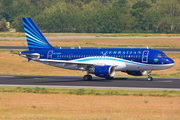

47,50,54,59
142,50,149,62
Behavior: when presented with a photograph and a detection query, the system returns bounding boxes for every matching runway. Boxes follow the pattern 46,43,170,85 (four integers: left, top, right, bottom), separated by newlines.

0,75,180,90
1,46,180,53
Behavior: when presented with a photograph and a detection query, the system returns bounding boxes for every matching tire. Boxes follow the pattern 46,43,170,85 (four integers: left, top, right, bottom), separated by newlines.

147,77,153,81
83,75,92,81
105,77,114,80
83,75,89,81
88,75,92,81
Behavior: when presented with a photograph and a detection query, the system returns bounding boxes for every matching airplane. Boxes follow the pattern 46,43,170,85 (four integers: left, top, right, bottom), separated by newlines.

19,17,174,81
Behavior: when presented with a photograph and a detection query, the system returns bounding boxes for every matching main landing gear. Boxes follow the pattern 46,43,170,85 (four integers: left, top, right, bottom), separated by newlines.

83,70,92,81
83,75,92,81
147,70,153,81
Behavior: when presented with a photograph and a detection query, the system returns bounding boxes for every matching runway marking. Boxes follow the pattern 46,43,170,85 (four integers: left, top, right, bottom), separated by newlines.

154,81,173,82
34,78,45,79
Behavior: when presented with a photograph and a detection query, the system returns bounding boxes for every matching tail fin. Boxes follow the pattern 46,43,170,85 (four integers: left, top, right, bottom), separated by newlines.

22,17,54,50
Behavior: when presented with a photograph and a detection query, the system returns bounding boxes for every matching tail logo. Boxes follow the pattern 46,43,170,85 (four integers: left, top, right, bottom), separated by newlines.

22,18,53,50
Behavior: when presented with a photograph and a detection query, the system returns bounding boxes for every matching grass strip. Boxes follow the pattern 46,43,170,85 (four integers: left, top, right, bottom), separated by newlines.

0,34,55,38
0,87,180,97
96,35,180,37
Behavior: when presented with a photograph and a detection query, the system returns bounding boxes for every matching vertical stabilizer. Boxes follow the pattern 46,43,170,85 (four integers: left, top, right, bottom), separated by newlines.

22,17,54,50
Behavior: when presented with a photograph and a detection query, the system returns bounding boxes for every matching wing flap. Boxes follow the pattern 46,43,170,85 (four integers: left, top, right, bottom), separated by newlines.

39,59,100,67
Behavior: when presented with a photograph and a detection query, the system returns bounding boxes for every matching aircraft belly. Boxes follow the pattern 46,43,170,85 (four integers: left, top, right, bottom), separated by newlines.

125,62,159,70
125,62,173,70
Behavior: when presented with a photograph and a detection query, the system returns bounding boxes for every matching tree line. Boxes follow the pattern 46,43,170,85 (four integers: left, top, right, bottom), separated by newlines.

0,0,180,33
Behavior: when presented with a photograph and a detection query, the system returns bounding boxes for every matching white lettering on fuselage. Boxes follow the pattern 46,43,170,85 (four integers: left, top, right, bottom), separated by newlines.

100,51,142,55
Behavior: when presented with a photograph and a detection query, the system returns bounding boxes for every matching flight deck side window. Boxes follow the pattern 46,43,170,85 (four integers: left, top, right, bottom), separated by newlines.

162,54,167,57
155,54,167,58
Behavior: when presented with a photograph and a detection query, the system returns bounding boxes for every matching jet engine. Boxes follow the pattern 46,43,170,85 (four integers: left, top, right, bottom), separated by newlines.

126,70,147,76
90,66,115,78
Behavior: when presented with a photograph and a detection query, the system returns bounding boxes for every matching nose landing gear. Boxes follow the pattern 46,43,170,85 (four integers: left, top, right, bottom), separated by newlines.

147,70,153,81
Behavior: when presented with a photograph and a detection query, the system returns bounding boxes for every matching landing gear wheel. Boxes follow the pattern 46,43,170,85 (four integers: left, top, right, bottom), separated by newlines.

88,75,92,81
147,77,153,81
83,75,92,81
147,70,153,81
105,77,114,80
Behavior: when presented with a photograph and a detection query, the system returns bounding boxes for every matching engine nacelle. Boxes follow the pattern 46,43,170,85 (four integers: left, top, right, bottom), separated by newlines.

92,66,115,78
126,70,147,76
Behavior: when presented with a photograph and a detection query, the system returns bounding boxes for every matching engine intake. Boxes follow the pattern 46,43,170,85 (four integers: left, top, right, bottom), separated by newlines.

126,70,147,76
91,66,115,78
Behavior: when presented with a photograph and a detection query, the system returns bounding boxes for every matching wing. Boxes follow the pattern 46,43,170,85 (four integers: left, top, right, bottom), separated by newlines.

39,59,107,70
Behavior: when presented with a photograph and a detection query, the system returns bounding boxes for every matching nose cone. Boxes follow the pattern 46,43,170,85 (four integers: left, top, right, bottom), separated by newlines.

166,58,174,64
164,58,174,68
169,58,174,64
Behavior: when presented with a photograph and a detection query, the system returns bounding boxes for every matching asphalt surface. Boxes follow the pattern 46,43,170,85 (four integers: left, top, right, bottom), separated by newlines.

1,35,180,40
1,46,180,53
0,75,180,90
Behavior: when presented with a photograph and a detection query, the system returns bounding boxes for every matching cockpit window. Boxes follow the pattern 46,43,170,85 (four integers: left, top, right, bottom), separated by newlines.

162,54,167,57
155,54,167,58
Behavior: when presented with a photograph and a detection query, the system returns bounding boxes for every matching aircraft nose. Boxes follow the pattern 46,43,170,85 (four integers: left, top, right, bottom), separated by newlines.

167,58,174,64
163,58,174,68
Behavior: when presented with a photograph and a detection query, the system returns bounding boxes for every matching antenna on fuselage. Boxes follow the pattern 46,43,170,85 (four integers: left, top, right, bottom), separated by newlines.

60,47,61,49
147,46,149,49
79,46,81,49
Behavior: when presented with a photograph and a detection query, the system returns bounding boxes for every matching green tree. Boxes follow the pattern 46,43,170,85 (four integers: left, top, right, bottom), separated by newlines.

0,19,8,31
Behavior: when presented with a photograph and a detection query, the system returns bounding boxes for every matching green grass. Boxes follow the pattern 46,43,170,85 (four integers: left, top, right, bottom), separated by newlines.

0,34,55,38
96,34,180,37
0,34,25,38
0,87,180,97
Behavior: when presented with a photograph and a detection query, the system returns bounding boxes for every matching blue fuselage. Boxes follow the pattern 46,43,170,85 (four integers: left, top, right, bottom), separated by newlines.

21,48,174,71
